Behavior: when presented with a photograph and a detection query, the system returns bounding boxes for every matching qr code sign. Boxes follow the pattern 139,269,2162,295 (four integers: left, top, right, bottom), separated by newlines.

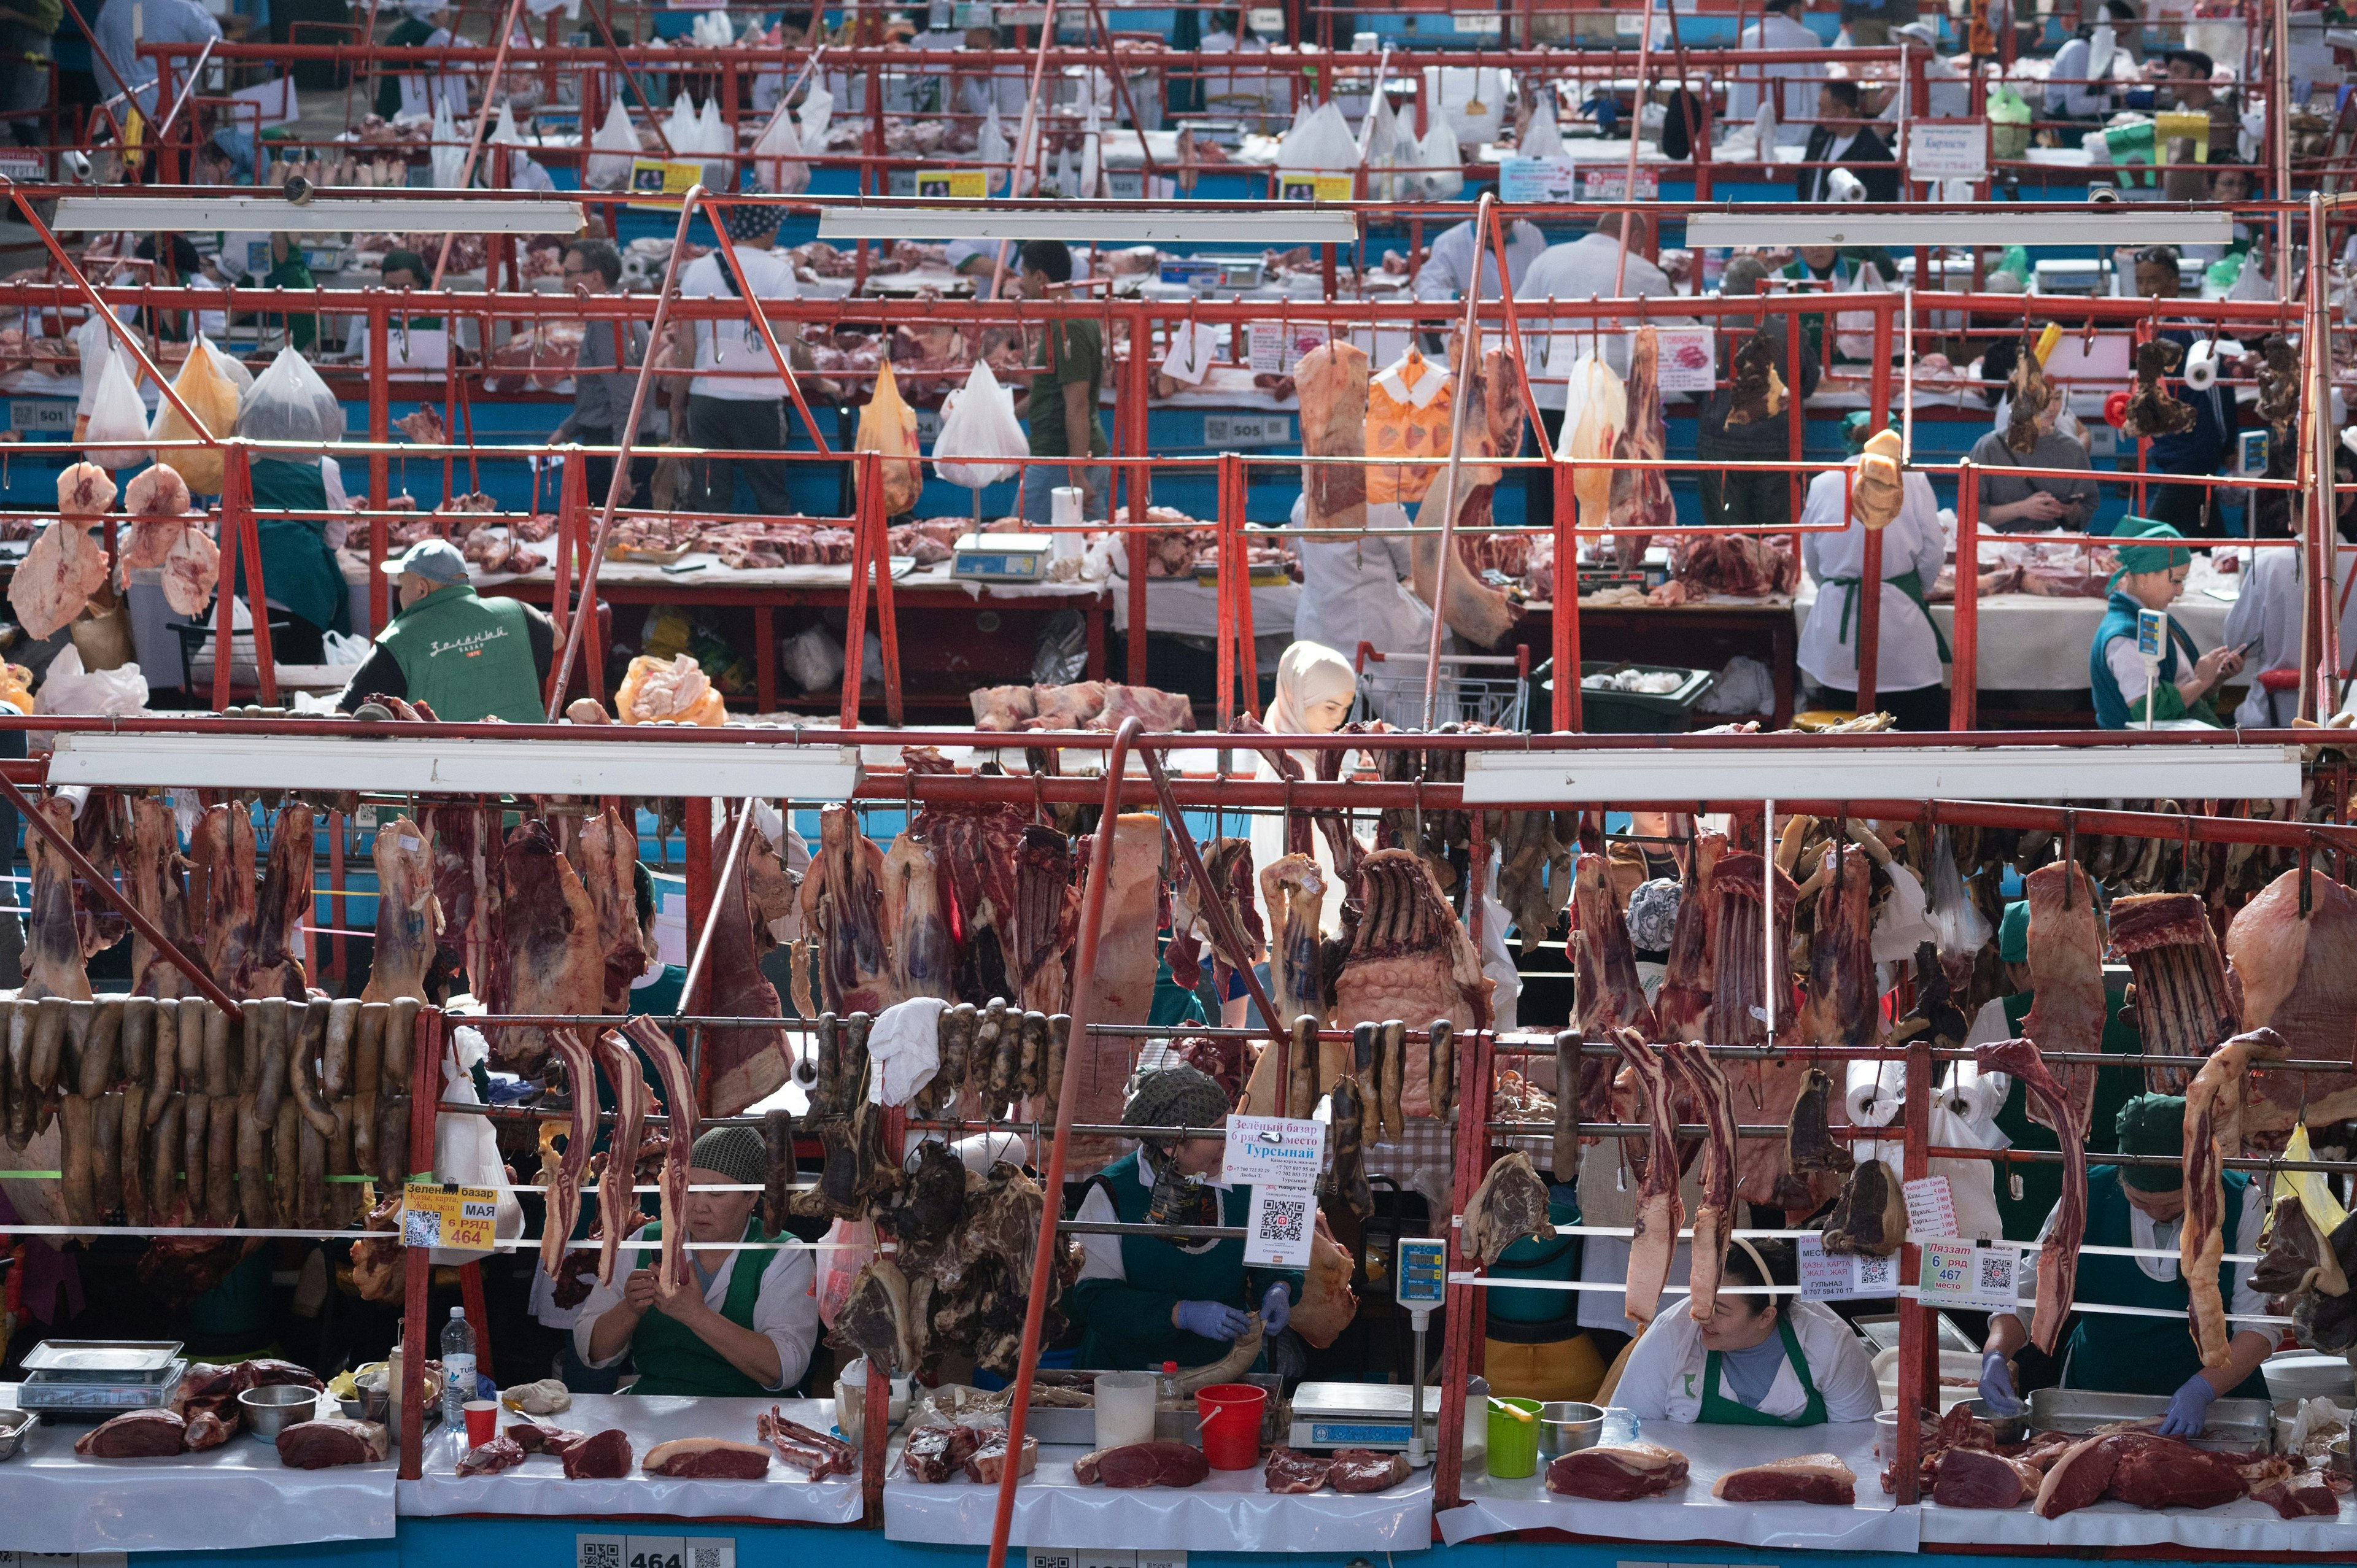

1258,1199,1307,1246
686,1543,735,1568
401,1207,439,1248
1978,1252,2011,1293
577,1536,624,1568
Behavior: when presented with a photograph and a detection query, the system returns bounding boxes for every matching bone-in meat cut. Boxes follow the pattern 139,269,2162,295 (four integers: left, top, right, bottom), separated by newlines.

1265,1448,1332,1493
1335,849,1492,1040
1931,1448,2045,1509
360,816,439,1004
1569,852,1657,1038
1974,1037,2086,1353
1662,1039,1735,1319
1009,825,1075,1018
1821,1157,1905,1257
1066,814,1164,1170
2022,859,2107,1128
1166,837,1264,1002
1463,1149,1555,1268
881,830,954,1004
2183,1027,2289,1365
1407,346,1525,647
2226,867,2357,1131
490,820,602,1070
569,808,648,1014
619,1016,700,1288
1710,852,1811,1209
1072,1442,1211,1488
10,514,111,640
1546,1442,1691,1500
589,1028,654,1286
121,795,193,999
757,1408,857,1478
540,1028,600,1280
1607,326,1676,562
1614,1029,1684,1327
897,1424,980,1483
275,1419,390,1469
1261,852,1326,1029
800,805,892,1014
2110,892,2242,1089
1711,1454,1857,1505
1296,341,1369,533
559,1428,634,1480
642,1439,773,1479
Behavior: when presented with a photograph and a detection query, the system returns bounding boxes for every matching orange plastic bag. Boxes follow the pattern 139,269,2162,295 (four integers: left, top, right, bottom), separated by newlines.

147,336,241,495
1366,347,1452,505
616,652,726,725
855,360,923,519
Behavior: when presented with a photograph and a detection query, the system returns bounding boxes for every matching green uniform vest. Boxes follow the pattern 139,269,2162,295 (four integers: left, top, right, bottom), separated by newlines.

374,584,544,722
623,1217,778,1397
1697,1311,1829,1427
2091,590,2219,729
232,458,349,635
2062,1165,2267,1399
1071,1149,1295,1372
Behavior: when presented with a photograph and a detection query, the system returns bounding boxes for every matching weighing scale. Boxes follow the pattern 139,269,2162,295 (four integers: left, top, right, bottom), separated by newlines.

952,533,1053,582
17,1338,187,1417
1285,1237,1449,1464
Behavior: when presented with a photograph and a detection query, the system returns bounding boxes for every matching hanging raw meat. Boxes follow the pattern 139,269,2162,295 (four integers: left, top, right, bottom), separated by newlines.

1008,826,1075,1016
2021,860,2107,1130
1333,850,1492,1036
490,819,602,1071
1066,814,1164,1172
427,803,501,995
1166,838,1263,1003
21,796,93,1001
2111,892,2242,1090
11,512,112,640
2183,1027,2288,1366
1801,841,1879,1051
1652,832,1723,1042
618,1014,700,1289
1263,854,1325,1030
2226,867,2357,1132
1724,327,1786,427
2118,338,2196,441
1406,346,1526,647
238,804,314,1001
540,1027,600,1280
1662,1038,1734,1319
1975,1036,2086,1353
881,830,954,1003
1608,326,1674,566
121,796,195,998
699,810,792,1118
590,1027,654,1287
568,808,648,1014
907,748,1030,998
799,805,892,1014
1568,851,1657,1039
1563,356,1626,541
1613,1029,1684,1329
1296,341,1370,533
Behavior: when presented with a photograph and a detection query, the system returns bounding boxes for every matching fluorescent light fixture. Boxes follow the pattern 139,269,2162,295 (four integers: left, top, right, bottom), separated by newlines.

51,195,584,236
47,732,861,798
816,205,1359,245
1683,210,2234,248
1461,744,2300,803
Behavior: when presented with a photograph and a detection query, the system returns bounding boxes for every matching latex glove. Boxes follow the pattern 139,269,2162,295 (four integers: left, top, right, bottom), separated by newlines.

1978,1351,2022,1415
2159,1372,2219,1437
1261,1282,1292,1335
1174,1300,1256,1341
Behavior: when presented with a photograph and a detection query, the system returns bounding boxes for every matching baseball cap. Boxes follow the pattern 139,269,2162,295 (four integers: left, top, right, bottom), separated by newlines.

382,536,468,585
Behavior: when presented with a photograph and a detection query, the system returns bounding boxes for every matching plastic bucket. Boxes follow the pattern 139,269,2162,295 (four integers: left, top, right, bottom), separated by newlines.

1486,1396,1542,1479
1196,1382,1268,1470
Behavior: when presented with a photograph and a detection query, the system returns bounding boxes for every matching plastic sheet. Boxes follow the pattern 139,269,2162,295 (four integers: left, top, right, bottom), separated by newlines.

395,1394,862,1524
1438,1419,1914,1553
1919,1490,2350,1550
0,1389,393,1552
883,1441,1431,1550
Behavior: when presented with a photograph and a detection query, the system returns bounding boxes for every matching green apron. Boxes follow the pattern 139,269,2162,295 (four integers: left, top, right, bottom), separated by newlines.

1071,1148,1296,1372
373,583,544,722
1697,1312,1829,1426
623,1216,779,1397
1825,566,1951,663
233,458,350,635
2061,1166,2267,1399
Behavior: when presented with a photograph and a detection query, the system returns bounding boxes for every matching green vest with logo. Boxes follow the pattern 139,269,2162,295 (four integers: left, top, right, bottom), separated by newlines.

624,1218,783,1397
374,584,543,722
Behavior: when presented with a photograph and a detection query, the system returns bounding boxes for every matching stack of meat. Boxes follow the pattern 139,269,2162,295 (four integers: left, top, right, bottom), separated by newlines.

482,322,585,393
968,681,1195,732
1665,533,1799,600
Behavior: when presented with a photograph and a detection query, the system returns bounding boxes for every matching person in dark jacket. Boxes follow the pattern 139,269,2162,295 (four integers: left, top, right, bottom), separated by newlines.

1697,256,1821,531
1797,81,1898,202
335,538,555,720
2132,246,2238,536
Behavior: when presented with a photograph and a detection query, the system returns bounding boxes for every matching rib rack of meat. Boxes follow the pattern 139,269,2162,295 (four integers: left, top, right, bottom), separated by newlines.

1652,832,1723,1041
699,811,794,1116
1801,841,1879,1051
2021,860,2107,1129
1709,851,1808,1208
2226,867,2357,1132
1333,849,1492,1035
490,821,602,1070
1166,836,1264,1003
1009,825,1075,1018
757,1408,856,1478
1613,1029,1683,1329
589,1028,655,1287
2110,892,2242,1090
1569,851,1657,1047
540,1029,600,1280
1974,1037,2086,1353
2183,1027,2289,1365
801,805,892,1014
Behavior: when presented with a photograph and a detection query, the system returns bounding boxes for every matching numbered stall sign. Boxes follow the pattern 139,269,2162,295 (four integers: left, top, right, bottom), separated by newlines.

1222,1114,1325,1267
578,1537,735,1568
401,1183,497,1251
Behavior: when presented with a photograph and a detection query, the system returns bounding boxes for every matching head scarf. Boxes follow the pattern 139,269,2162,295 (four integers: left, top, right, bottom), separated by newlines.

687,1124,767,1187
722,196,781,244
1263,640,1357,779
2108,517,2191,587
1123,1065,1229,1151
1998,899,2029,964
2115,1094,2187,1191
1625,878,1682,956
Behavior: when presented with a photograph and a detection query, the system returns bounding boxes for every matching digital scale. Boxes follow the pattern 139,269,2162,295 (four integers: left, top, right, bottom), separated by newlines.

952,533,1053,582
17,1339,187,1417
1284,1237,1449,1464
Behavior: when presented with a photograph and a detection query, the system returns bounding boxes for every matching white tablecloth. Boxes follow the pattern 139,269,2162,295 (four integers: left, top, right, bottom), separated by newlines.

395,1394,864,1524
1438,1419,1914,1553
1110,576,1303,647
883,1440,1432,1551
1793,586,2233,692
1918,1486,2351,1551
0,1388,395,1553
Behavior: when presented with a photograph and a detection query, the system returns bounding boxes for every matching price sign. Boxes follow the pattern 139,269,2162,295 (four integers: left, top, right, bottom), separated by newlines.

913,168,988,200
401,1183,497,1253
1274,171,1355,203
1247,321,1328,374
1223,1114,1325,1267
577,1537,735,1568
1580,168,1660,201
1498,156,1582,204
1905,120,1990,182
1916,1239,2017,1309
627,158,702,210
1902,1175,1959,1240
1641,325,1716,394
1797,1233,1901,1301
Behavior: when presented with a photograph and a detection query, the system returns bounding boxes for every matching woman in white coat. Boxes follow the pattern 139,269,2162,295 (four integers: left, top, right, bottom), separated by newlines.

1797,431,1949,730
1615,1239,1882,1425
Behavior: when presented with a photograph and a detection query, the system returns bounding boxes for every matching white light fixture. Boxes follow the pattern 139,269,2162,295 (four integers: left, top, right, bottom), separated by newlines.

1461,744,2301,803
47,733,862,799
816,205,1360,245
50,195,585,236
1683,210,2234,248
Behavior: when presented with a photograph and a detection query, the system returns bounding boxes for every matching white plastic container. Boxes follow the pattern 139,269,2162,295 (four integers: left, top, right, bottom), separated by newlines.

2264,1352,2356,1404
1094,1371,1158,1449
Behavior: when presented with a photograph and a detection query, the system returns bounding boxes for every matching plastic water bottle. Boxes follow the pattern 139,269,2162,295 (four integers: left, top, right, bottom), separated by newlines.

440,1308,476,1429
1159,1360,1180,1405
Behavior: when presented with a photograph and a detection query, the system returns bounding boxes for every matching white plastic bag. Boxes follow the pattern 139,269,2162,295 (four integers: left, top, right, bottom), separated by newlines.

1276,99,1356,170
1520,93,1566,159
1417,121,1465,199
82,347,150,469
34,644,147,721
430,98,466,188
73,312,122,419
239,346,342,448
933,360,1028,489
978,102,1008,194
433,1025,525,1262
586,98,638,190
1360,90,1404,199
695,96,730,188
751,98,811,196
781,621,845,693
797,82,834,147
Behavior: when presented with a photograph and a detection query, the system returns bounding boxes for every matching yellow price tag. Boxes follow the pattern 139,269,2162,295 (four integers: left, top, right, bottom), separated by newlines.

913,168,989,200
1275,171,1355,203
627,157,703,209
401,1182,498,1253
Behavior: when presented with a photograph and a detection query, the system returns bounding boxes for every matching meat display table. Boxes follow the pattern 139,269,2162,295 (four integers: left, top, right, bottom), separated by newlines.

0,1386,395,1553
1514,598,1798,728
395,1394,864,1524
882,1440,1432,1551
1438,1419,1914,1554
1793,581,2232,693
1918,1483,2352,1551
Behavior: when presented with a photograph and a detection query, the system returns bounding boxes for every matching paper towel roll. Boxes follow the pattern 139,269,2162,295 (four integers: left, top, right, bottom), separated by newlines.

2183,338,2218,390
1050,485,1085,556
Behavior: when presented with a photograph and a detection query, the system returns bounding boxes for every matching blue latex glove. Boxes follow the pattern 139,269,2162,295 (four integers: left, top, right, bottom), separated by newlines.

2159,1373,2219,1437
1261,1282,1292,1335
1174,1300,1256,1341
1978,1351,2022,1415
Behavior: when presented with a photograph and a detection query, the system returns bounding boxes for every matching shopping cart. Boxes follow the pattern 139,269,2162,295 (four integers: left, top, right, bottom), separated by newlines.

1353,644,1530,730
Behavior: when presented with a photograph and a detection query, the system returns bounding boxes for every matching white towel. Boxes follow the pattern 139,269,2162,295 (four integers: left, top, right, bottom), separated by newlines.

867,996,949,1106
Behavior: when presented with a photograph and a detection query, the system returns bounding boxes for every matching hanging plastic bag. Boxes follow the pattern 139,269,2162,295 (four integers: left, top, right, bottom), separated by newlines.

1275,98,1356,170
433,1025,524,1261
751,98,811,196
1519,93,1566,160
147,335,241,494
1417,121,1465,200
695,96,730,188
978,102,1009,195
239,346,339,449
83,347,150,470
856,360,924,517
586,98,638,190
430,98,466,188
1360,90,1404,200
797,81,834,147
72,311,121,421
663,94,699,166
932,360,1028,490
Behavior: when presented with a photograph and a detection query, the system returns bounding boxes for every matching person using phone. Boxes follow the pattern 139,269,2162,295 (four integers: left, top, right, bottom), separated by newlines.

2223,445,2357,725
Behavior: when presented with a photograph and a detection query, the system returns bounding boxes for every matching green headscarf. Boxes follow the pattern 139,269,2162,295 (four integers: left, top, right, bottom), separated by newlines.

2115,1093,2187,1191
2107,517,2192,588
1998,900,2029,965
1841,409,1873,455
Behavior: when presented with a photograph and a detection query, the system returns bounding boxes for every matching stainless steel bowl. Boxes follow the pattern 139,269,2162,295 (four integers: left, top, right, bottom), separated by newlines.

2331,1437,2352,1478
1962,1398,2029,1446
0,1407,36,1461
238,1384,320,1441
1536,1400,1606,1458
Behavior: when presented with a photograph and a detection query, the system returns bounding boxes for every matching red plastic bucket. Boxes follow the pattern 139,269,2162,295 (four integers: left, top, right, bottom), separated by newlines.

1195,1382,1267,1470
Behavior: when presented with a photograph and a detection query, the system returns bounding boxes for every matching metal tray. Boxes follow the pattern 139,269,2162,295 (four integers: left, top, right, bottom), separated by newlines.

17,1361,185,1415
2028,1388,2274,1451
20,1339,184,1377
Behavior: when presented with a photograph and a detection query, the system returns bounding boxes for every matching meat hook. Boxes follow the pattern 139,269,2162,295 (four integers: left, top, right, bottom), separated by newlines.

2060,809,2078,907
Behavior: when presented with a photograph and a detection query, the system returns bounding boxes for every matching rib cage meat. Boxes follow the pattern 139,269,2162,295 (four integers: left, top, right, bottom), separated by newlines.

1333,850,1492,1036
2226,867,2357,1131
2111,892,2242,1090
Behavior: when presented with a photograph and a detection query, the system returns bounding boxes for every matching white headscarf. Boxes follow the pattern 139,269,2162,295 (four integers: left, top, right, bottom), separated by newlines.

1263,641,1357,776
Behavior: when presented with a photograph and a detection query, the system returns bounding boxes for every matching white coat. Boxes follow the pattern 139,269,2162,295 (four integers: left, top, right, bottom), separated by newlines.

1292,498,1437,728
2223,543,2357,728
1615,1299,1884,1423
1727,13,1826,144
1414,219,1549,304
1517,234,1677,409
1798,468,1947,695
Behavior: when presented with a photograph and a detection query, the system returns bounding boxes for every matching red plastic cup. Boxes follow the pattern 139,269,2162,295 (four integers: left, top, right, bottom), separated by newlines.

1195,1382,1268,1470
463,1399,498,1447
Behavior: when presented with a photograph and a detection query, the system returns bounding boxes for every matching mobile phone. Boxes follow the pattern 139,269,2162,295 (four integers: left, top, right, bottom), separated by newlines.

2231,638,2259,658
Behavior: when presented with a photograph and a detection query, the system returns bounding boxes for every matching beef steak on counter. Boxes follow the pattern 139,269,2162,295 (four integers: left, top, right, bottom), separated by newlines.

74,1409,192,1458
1710,1453,1857,1505
1328,1449,1409,1493
643,1439,772,1480
1264,1448,1331,1493
560,1428,633,1479
276,1418,390,1469
1072,1442,1212,1489
1545,1442,1690,1500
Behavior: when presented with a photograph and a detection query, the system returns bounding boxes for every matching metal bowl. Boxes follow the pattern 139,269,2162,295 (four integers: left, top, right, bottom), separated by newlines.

238,1384,320,1441
0,1407,36,1461
1962,1398,2029,1446
1536,1401,1606,1458
2332,1438,2353,1479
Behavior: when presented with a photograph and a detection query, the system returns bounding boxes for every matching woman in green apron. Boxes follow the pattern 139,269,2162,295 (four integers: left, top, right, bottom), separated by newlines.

1796,415,1952,731
2090,518,2244,727
1981,1095,2273,1435
226,454,351,663
1614,1238,1883,1424
575,1126,818,1396
1070,1066,1301,1372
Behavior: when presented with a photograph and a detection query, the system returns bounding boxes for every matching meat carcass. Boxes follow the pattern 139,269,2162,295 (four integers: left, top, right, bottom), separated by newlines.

121,796,194,998
10,515,110,639
700,812,793,1117
1009,826,1074,1019
2021,860,2107,1130
1296,341,1369,533
970,685,1037,731
1546,1442,1690,1500
1614,1029,1684,1329
490,820,602,1070
22,796,95,1002
2110,892,2242,1089
1569,852,1657,1040
2226,867,2357,1130
800,806,892,1014
1711,1454,1857,1504
642,1439,772,1479
1062,814,1164,1168
568,808,647,1014
276,1419,390,1469
2183,1027,2289,1367
1821,1157,1905,1257
1711,852,1811,1209
1652,833,1722,1041
1073,1442,1211,1488
1802,842,1879,1051
1662,1039,1735,1319
1262,854,1325,1029
881,830,954,1003
1975,1037,2086,1354
234,803,313,1000
360,814,439,1005
1334,850,1492,1034
1463,1149,1554,1267
619,1016,699,1288
1407,346,1525,647
589,1028,653,1287
1607,326,1675,563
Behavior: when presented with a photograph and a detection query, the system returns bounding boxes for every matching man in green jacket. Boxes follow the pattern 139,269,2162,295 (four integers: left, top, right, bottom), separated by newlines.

334,538,555,720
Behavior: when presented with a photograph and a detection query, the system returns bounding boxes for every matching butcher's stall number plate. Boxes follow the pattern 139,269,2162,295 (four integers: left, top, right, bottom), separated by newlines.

577,1536,733,1568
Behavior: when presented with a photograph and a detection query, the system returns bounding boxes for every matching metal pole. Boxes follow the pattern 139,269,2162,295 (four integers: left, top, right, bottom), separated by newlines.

428,0,533,291
1140,743,1289,1047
